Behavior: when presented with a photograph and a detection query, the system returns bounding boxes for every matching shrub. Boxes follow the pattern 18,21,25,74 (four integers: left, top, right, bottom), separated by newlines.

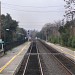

49,36,60,44
71,37,75,48
67,37,72,47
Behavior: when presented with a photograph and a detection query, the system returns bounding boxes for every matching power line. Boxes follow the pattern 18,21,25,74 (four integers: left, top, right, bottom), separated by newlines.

2,2,64,8
2,7,64,13
20,22,49,23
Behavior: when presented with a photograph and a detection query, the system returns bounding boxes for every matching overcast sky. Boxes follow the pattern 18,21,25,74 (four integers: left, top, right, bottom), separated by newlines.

0,0,65,31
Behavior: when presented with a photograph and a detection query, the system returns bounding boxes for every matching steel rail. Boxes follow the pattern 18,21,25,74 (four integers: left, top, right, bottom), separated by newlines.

52,54,74,75
22,41,43,75
36,44,44,75
41,40,75,64
38,41,74,75
22,43,32,75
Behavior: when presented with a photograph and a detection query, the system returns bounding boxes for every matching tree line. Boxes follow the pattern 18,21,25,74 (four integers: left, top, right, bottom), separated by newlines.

1,13,27,43
36,20,75,48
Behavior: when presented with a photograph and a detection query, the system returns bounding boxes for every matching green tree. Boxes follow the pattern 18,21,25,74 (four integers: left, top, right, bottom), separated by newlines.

16,27,27,41
59,21,71,46
1,13,18,42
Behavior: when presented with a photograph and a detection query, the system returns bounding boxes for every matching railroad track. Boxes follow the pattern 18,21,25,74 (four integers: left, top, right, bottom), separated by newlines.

15,40,75,75
37,40,75,75
15,41,43,75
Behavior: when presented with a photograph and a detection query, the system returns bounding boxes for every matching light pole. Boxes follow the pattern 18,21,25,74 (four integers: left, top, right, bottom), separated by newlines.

4,28,10,54
0,2,3,52
4,28,10,42
46,29,48,41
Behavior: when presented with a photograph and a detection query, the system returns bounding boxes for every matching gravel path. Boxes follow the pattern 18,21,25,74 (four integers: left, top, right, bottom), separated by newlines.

36,41,71,75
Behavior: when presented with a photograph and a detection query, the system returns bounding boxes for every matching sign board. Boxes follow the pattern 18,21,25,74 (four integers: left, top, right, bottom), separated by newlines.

0,39,2,42
0,39,4,43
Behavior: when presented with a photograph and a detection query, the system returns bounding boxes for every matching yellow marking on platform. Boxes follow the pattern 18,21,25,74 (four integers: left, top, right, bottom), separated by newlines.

53,45,75,58
0,43,28,73
60,48,75,58
0,55,17,73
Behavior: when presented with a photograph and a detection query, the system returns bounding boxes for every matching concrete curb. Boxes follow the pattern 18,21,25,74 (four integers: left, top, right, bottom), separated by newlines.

13,56,24,75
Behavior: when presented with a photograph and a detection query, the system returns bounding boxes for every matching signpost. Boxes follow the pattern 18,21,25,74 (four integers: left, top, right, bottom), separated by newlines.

0,39,4,51
0,2,1,39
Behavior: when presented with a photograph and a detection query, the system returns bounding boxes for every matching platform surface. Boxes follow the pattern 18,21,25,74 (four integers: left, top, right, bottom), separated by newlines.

45,41,75,61
0,42,31,75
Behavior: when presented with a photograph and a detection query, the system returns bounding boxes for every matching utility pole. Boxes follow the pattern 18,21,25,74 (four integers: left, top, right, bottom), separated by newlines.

0,2,3,52
27,30,30,41
46,29,48,42
0,1,1,39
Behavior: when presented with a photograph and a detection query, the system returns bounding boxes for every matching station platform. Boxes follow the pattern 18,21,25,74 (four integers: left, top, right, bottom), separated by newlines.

44,41,75,61
0,42,31,75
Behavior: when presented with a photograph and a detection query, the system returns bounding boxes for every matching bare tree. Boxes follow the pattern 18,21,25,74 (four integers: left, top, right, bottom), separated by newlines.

64,0,75,21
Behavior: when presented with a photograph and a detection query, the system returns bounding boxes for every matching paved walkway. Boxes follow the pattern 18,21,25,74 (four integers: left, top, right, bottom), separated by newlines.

45,41,75,61
0,42,31,75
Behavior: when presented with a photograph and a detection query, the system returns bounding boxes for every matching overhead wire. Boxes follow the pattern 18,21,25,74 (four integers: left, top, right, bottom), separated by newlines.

2,2,64,8
1,2,65,13
1,2,64,29
2,6,64,13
